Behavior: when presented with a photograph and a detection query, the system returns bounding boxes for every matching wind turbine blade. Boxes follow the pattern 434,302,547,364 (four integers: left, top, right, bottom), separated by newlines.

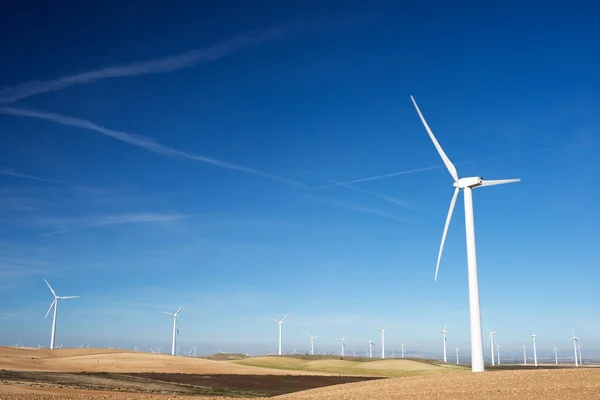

435,187,459,282
269,318,279,323
175,302,186,315
177,327,180,335
44,279,56,297
410,95,459,182
59,296,79,299
476,179,521,188
161,312,174,316
485,325,491,333
45,299,56,318
281,312,291,322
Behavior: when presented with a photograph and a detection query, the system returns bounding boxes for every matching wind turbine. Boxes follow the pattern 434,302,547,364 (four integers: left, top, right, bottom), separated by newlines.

522,345,527,365
437,325,448,362
160,302,185,356
553,345,558,365
496,344,501,365
568,330,579,367
410,95,520,373
307,333,317,355
531,330,538,367
378,326,388,359
578,345,583,365
368,338,375,358
44,279,79,350
270,312,291,355
336,334,347,356
401,343,405,358
485,325,498,366
455,345,460,365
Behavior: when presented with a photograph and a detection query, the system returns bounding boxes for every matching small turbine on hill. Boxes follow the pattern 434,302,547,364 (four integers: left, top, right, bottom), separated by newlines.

531,330,538,367
568,330,579,367
44,279,79,350
378,326,389,359
161,302,185,356
455,345,460,365
522,345,527,365
368,338,375,358
270,312,291,355
485,325,498,366
410,95,520,373
307,333,317,355
496,344,501,365
401,343,405,358
553,345,559,365
336,334,347,356
437,325,448,362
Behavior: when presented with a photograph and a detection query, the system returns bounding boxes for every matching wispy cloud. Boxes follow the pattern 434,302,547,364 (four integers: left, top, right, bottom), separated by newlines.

38,213,189,236
308,195,407,222
321,177,417,210
0,29,286,105
0,107,307,188
0,169,67,185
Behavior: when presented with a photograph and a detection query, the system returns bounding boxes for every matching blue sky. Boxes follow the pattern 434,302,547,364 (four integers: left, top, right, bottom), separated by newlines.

1,1,598,360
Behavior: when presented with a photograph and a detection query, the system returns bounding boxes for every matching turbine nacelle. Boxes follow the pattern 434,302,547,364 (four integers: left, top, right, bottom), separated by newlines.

454,177,483,188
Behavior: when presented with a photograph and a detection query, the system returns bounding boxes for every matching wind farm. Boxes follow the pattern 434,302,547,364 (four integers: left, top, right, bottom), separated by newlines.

2,2,600,399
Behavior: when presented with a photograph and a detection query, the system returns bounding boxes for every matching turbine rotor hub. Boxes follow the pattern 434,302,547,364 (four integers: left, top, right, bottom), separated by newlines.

454,176,483,188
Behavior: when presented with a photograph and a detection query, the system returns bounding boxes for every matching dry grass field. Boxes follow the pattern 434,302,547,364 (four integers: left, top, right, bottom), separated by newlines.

1,347,600,399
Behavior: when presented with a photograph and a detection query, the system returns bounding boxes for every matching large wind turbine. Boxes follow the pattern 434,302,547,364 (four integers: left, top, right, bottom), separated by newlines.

437,325,448,362
161,302,185,356
44,279,79,350
410,95,520,373
485,325,498,366
531,330,538,367
307,333,317,355
270,312,291,355
378,326,388,359
568,330,579,367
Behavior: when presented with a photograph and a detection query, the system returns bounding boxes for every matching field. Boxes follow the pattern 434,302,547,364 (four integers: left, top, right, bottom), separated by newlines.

1,347,600,399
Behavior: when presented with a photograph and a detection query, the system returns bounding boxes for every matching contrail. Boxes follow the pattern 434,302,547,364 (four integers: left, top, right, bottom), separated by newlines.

321,177,417,210
0,170,67,185
0,28,285,105
308,139,598,190
0,107,306,188
39,213,189,236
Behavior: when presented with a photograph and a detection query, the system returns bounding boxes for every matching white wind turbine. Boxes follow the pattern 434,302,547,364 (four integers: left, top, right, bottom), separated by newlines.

485,325,498,366
401,343,405,358
455,345,460,365
307,333,317,355
44,279,79,350
496,344,501,365
553,345,558,365
522,345,527,365
578,345,583,365
270,312,291,355
531,330,538,367
378,326,388,359
337,334,347,356
160,302,185,356
437,325,448,362
568,330,579,367
410,95,520,373
368,338,375,358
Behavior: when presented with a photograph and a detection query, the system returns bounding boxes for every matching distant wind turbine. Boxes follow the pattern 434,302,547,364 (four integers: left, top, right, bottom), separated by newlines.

378,326,389,359
568,330,579,367
44,279,79,350
270,312,291,355
410,95,520,373
531,330,538,367
485,325,498,366
401,343,405,358
496,344,501,365
553,345,559,365
368,338,375,358
161,302,185,356
522,345,527,365
456,345,460,365
307,333,317,355
336,334,347,356
437,325,448,362
578,345,583,365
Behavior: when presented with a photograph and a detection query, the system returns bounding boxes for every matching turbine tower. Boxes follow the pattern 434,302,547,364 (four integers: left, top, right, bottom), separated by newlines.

522,345,527,365
553,345,559,365
160,302,185,356
455,345,459,365
44,279,79,350
531,330,538,367
307,333,317,355
368,338,375,358
410,95,520,373
568,330,579,367
336,334,347,357
496,344,501,365
401,343,405,358
437,325,448,362
270,312,291,355
485,325,498,366
378,326,388,359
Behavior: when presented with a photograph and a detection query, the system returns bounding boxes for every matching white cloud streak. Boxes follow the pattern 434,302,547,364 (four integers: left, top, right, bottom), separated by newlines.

0,29,285,105
0,170,67,185
0,107,307,188
309,196,407,223
38,213,189,236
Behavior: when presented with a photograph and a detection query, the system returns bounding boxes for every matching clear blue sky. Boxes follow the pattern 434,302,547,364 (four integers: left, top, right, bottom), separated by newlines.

1,0,598,360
